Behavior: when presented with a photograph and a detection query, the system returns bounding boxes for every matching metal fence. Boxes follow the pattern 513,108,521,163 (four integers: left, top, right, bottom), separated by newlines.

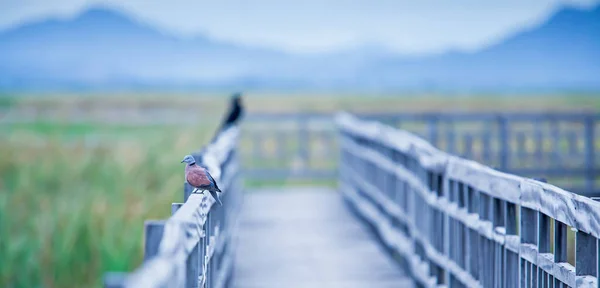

103,126,243,288
242,112,599,196
337,112,600,288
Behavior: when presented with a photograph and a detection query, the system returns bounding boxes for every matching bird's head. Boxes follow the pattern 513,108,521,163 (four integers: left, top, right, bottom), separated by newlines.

180,154,196,165
233,93,242,102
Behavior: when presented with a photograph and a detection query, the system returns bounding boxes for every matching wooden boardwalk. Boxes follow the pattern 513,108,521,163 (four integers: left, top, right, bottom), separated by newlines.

231,188,413,288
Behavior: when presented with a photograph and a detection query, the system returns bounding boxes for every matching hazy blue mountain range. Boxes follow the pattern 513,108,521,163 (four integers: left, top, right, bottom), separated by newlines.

0,5,598,91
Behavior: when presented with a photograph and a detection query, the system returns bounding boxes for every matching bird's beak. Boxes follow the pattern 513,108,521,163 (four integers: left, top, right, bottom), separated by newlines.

180,160,184,163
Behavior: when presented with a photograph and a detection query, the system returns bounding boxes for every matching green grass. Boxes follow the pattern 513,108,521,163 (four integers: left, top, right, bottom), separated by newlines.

2,122,166,135
0,96,15,108
0,124,211,287
2,92,600,115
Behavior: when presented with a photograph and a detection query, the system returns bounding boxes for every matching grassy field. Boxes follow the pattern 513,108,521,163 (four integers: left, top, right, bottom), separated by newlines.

1,92,599,287
2,91,600,113
0,123,218,287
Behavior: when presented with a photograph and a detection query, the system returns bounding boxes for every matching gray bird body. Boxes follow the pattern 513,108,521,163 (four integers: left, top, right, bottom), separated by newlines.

181,155,222,205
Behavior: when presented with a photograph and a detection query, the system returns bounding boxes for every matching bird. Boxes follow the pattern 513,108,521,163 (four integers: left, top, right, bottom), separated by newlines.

181,154,222,205
212,92,244,142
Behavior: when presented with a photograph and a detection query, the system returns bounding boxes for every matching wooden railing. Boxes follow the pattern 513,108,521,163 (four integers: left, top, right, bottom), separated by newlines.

243,112,599,196
241,113,337,180
365,112,599,196
337,112,600,288
103,126,242,288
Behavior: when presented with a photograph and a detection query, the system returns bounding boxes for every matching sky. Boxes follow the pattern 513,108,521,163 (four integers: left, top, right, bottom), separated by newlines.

0,0,599,55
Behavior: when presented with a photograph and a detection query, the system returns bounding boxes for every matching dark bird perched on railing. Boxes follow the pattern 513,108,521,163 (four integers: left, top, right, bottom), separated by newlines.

212,92,244,142
183,92,242,202
181,154,222,205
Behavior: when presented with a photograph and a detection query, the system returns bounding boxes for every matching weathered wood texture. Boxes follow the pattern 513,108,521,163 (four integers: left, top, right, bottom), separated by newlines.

103,126,243,288
231,188,413,288
243,112,600,196
337,112,600,288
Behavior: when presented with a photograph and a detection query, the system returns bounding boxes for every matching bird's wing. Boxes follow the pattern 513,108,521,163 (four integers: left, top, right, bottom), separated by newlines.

186,168,211,187
206,171,215,183
206,171,221,191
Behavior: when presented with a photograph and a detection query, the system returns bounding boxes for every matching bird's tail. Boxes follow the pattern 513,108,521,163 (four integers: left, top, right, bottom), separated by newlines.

209,190,222,206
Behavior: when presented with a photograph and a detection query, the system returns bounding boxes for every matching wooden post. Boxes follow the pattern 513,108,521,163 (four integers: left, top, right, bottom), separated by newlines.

568,131,578,156
516,132,526,162
550,119,560,163
584,116,596,194
205,213,213,287
576,231,597,277
103,272,126,288
199,230,207,287
520,207,538,246
428,117,439,148
184,182,194,203
446,125,456,154
538,213,551,254
534,127,543,165
144,220,166,261
172,203,184,216
298,118,309,164
187,243,200,288
554,221,568,263
505,202,517,235
482,129,492,163
464,133,473,159
498,115,509,172
493,198,504,228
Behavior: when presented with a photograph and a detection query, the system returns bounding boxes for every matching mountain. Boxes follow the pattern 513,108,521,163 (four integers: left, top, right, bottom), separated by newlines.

359,4,600,90
0,7,294,89
0,5,598,91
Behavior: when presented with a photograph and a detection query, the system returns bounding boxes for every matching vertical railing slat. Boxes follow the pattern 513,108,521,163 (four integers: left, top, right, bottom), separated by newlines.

576,231,598,277
538,213,551,254
498,115,509,171
585,116,596,195
554,221,568,264
144,220,166,261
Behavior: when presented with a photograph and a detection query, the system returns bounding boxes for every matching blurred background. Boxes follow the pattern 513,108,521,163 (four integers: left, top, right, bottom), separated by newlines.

1,0,599,287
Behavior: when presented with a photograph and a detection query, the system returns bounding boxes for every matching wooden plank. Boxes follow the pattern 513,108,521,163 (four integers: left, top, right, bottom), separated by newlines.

231,189,413,288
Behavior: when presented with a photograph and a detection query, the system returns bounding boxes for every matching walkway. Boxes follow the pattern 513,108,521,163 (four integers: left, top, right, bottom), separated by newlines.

231,188,413,288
